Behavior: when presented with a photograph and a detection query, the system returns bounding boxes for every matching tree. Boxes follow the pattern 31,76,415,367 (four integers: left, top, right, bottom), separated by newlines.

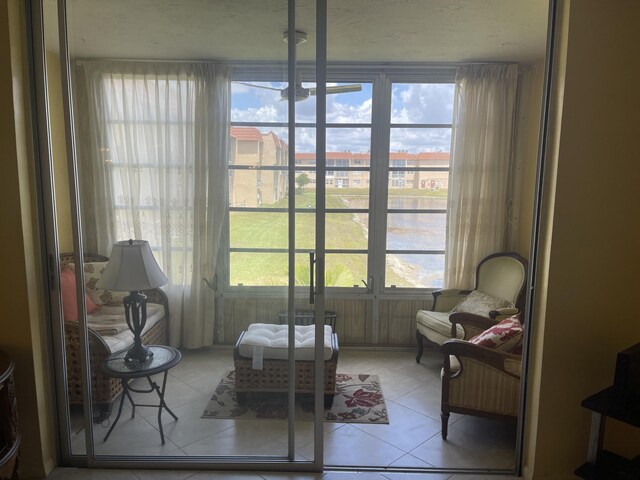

296,173,310,192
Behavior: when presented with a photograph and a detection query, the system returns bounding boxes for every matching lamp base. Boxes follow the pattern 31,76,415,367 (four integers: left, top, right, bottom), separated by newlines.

124,343,154,364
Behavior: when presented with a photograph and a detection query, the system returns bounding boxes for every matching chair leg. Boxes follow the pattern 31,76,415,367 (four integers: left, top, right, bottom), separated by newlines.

416,330,424,363
441,411,450,440
324,393,334,409
236,392,247,405
94,403,113,424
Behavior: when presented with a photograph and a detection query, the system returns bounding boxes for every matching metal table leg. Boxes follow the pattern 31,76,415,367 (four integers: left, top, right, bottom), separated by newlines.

146,371,179,445
103,379,129,442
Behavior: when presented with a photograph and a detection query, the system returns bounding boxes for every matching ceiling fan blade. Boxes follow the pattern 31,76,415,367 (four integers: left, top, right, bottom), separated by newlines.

233,81,283,92
308,84,363,96
327,84,363,94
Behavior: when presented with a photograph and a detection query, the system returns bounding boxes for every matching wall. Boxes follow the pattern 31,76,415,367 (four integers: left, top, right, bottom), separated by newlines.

525,1,640,478
0,0,56,477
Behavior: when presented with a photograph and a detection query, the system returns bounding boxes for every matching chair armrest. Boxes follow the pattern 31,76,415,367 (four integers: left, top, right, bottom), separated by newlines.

64,320,111,358
432,289,471,312
449,312,498,340
442,339,521,379
488,307,520,320
142,287,170,321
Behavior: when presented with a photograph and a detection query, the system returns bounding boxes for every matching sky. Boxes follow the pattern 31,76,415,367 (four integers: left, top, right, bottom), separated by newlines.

231,82,455,154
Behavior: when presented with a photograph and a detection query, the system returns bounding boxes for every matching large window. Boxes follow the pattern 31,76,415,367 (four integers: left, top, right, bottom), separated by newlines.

228,72,454,290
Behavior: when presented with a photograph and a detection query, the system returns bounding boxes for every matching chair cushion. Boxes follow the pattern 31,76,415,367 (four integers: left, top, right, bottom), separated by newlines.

451,289,514,317
469,315,523,352
238,323,333,361
416,310,465,345
95,303,165,353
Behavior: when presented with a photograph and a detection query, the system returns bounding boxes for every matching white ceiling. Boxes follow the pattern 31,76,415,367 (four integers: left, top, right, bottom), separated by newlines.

50,0,549,64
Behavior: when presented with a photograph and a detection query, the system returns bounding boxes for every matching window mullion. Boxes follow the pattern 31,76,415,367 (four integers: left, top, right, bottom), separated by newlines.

368,73,392,343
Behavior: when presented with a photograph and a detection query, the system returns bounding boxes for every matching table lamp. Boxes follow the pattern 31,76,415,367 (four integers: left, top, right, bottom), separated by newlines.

97,239,168,363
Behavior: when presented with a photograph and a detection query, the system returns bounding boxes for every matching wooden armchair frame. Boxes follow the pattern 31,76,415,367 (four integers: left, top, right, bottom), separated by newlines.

440,314,522,439
416,251,528,362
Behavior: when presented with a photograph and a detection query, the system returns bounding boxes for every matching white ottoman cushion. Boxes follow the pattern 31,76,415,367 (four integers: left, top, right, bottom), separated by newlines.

238,323,333,364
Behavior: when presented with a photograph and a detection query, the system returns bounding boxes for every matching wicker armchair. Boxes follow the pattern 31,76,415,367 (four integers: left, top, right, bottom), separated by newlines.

60,253,169,420
440,313,521,439
416,252,527,362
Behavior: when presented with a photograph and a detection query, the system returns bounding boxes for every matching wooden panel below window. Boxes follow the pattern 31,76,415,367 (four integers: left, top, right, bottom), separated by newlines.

218,296,431,346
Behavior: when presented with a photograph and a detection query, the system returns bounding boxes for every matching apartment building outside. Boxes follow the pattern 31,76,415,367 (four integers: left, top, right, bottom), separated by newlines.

229,127,449,207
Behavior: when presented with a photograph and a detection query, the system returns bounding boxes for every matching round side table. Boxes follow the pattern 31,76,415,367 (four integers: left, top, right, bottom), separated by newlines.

102,345,181,445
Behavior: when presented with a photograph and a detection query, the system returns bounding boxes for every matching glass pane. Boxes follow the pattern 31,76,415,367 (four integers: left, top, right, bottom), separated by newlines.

295,212,316,250
231,252,288,286
326,254,368,287
386,253,444,288
326,213,368,250
386,213,446,251
391,83,455,124
296,126,316,153
389,127,452,153
327,83,372,124
229,168,289,208
327,127,371,154
294,169,317,195
387,193,447,210
327,182,369,209
387,143,449,196
230,212,288,249
231,82,288,123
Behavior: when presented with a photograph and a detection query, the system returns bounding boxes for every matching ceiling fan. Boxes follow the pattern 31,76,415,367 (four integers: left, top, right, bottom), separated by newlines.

233,31,362,103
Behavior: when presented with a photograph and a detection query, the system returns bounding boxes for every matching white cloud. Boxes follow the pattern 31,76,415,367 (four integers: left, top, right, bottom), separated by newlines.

231,82,453,154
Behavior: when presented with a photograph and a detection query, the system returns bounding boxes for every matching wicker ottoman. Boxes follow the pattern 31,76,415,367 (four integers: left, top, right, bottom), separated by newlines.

233,324,339,408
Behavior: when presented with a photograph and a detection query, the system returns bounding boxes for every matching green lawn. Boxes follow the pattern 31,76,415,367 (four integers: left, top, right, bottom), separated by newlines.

230,189,446,286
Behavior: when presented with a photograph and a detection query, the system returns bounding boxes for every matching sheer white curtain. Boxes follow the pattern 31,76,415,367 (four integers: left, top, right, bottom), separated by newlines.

75,61,229,348
444,64,518,288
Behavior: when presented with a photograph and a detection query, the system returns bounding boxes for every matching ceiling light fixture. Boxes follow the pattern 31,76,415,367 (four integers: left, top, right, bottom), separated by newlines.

282,30,307,46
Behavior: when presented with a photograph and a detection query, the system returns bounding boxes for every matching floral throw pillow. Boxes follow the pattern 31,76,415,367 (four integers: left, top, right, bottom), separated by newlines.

451,289,514,317
68,262,128,305
469,315,523,352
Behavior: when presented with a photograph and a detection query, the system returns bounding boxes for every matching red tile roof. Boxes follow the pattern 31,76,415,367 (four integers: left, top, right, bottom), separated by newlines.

230,127,264,142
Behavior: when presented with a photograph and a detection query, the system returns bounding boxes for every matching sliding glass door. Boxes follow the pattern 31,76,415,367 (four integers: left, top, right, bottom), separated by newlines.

36,0,328,469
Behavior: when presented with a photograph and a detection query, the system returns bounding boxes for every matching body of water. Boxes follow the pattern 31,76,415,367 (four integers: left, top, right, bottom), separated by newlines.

350,195,446,288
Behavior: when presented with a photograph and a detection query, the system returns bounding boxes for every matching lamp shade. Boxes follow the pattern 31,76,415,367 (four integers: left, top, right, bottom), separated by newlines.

96,240,168,292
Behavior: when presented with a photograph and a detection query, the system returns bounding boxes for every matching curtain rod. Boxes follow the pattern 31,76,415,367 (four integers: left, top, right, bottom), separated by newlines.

73,59,519,69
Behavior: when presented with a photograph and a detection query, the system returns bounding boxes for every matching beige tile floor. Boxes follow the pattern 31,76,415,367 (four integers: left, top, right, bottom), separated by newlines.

65,347,518,477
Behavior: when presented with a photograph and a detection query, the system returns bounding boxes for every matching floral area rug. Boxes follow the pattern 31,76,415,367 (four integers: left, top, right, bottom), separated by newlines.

202,371,389,424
